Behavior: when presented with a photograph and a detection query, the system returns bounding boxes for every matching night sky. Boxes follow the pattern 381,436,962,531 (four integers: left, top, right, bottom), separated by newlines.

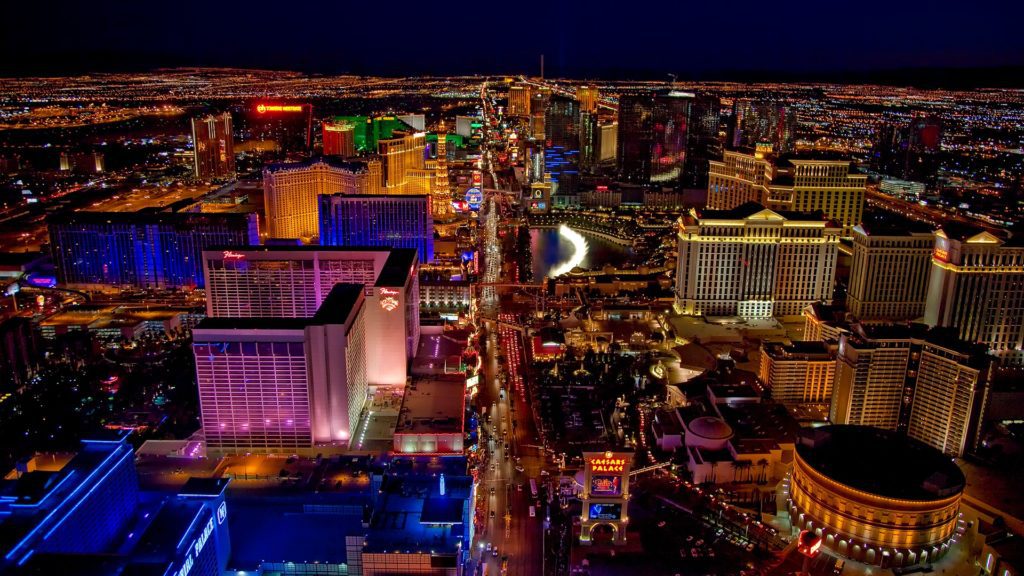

3,0,1023,80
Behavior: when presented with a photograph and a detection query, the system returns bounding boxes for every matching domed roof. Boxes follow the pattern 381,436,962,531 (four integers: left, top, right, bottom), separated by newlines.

688,416,733,440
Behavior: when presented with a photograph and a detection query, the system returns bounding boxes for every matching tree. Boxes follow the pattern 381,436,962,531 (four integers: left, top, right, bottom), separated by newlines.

757,458,769,484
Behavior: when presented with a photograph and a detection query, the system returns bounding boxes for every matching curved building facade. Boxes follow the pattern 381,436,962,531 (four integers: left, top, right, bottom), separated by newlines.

787,425,964,568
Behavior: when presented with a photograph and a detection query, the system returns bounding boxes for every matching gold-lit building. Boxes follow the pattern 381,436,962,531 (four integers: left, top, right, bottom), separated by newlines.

758,341,836,404
508,83,531,117
788,425,965,568
263,157,382,240
579,451,633,546
674,203,840,319
576,85,599,113
378,131,427,193
708,150,866,236
925,224,1024,361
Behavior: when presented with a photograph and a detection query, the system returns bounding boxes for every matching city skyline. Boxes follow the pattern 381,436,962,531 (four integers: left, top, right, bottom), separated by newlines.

3,0,1024,85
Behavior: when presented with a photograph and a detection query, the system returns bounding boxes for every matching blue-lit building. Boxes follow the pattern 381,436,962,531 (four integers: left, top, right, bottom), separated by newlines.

48,211,259,289
544,145,580,207
0,433,231,576
319,193,434,263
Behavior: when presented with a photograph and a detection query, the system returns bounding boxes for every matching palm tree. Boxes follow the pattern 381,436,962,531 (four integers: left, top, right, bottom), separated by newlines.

730,460,741,483
757,458,769,484
738,460,753,483
708,461,718,484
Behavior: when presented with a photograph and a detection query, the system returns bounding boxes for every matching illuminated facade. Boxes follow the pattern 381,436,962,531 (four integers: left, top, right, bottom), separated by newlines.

49,211,258,289
193,284,368,454
263,157,382,240
616,90,693,185
1,435,231,576
378,130,427,193
707,150,866,235
579,451,632,546
788,425,964,567
831,324,988,457
759,341,836,404
729,99,796,153
319,193,435,263
433,127,454,218
576,85,599,113
202,246,419,387
847,218,934,321
674,203,840,319
322,120,356,156
191,112,235,179
924,225,1024,360
508,83,531,116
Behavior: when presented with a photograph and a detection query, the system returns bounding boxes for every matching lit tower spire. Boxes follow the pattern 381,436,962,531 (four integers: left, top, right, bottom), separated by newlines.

434,121,454,218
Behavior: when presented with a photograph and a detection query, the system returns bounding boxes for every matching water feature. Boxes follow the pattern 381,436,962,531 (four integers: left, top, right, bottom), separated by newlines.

529,225,633,280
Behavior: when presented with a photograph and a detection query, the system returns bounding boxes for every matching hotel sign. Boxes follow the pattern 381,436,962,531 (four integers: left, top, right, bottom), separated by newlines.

173,516,215,576
587,457,627,473
256,104,304,113
222,250,246,260
379,287,400,312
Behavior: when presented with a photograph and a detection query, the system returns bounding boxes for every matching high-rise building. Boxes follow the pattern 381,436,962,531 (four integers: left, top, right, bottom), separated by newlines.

397,113,426,131
433,128,454,219
48,211,258,289
191,112,235,179
872,115,943,184
729,99,796,153
674,203,839,318
707,148,774,207
263,157,382,240
617,90,693,185
830,324,989,457
322,120,356,157
508,83,531,117
202,246,419,385
599,121,617,163
58,151,105,173
320,194,434,263
847,214,934,322
455,115,475,138
681,94,721,190
579,112,599,171
759,341,836,404
576,85,599,113
0,434,232,575
707,150,866,235
246,102,313,153
925,224,1024,359
194,284,368,454
545,96,580,149
530,88,550,140
378,130,427,193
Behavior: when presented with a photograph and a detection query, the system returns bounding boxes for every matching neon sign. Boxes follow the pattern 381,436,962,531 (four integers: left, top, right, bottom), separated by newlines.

933,248,949,262
222,251,245,260
256,104,304,113
217,501,227,525
174,516,215,576
588,457,627,473
379,288,400,312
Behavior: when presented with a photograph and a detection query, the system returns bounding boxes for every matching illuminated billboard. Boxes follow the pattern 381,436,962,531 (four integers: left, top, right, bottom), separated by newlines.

465,187,483,210
589,503,621,521
590,475,622,497
256,104,305,113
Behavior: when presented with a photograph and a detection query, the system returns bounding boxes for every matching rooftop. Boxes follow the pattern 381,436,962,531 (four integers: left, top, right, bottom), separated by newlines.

797,425,966,501
395,378,465,435
375,248,418,287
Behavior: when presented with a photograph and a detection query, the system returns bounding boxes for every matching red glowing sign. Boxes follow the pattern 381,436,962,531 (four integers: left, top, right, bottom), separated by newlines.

256,104,304,113
797,530,822,557
222,251,246,260
933,248,949,262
